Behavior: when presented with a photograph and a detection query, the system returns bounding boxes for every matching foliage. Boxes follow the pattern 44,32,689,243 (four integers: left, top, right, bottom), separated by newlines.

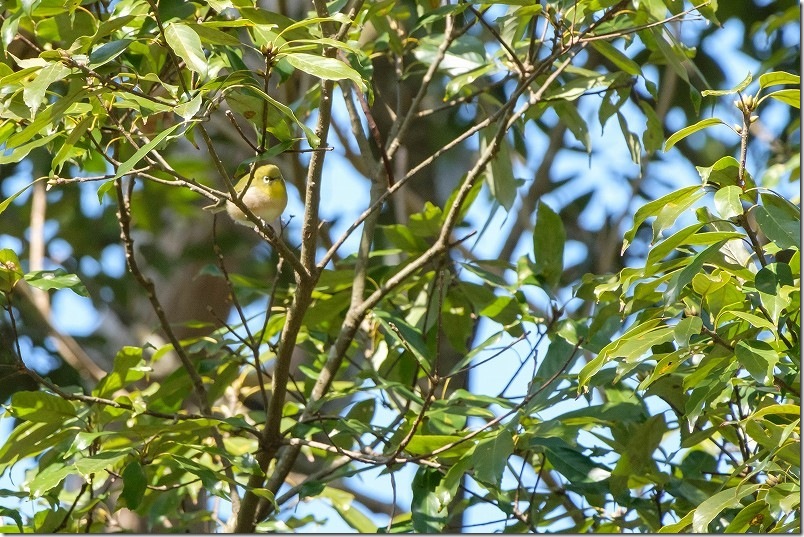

577,72,801,533
0,0,799,533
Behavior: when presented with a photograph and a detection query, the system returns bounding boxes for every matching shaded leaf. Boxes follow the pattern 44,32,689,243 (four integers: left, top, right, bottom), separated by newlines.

532,201,565,288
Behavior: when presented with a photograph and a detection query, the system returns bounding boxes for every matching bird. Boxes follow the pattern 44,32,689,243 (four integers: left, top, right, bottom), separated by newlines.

225,163,288,227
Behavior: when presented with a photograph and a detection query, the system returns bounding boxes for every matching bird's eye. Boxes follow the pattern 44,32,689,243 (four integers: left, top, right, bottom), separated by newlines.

262,176,270,183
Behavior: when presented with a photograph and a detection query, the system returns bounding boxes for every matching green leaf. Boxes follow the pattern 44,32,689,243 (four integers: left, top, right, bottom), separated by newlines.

617,111,641,165
411,466,447,533
528,334,577,407
673,316,702,347
24,269,89,297
187,23,243,46
0,507,23,532
691,484,762,533
664,118,726,152
758,71,800,89
23,62,72,114
164,22,208,78
374,310,431,372
52,115,95,171
551,100,590,153
27,463,75,497
638,100,663,153
735,340,778,385
546,72,625,101
723,500,769,532
6,87,85,149
9,391,76,423
88,39,133,69
472,428,514,486
482,129,516,210
320,488,376,533
113,123,183,179
530,437,609,484
590,40,640,76
93,346,146,399
121,461,147,510
713,185,743,219
723,311,776,332
765,89,800,108
701,71,752,97
281,53,367,91
664,239,730,303
750,204,800,250
532,201,565,288
73,450,131,477
623,185,705,253
0,249,23,293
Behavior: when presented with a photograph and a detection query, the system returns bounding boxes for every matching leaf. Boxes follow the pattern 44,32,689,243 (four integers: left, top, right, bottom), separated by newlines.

701,71,752,97
186,23,243,46
528,334,577,407
617,111,641,165
411,466,447,533
121,461,147,509
735,340,778,385
281,52,366,91
24,269,89,297
93,346,146,398
317,488,375,533
27,463,75,497
758,71,800,89
723,500,769,532
765,89,800,108
530,437,609,483
532,201,565,288
52,115,95,171
664,118,726,152
691,484,762,533
713,185,743,219
664,239,730,303
9,391,76,423
73,450,131,477
164,22,208,78
6,87,85,149
88,39,133,69
472,427,514,486
23,62,71,114
673,316,702,347
113,123,183,179
481,129,516,210
750,204,800,250
0,507,23,532
623,185,705,253
546,72,625,101
590,40,640,76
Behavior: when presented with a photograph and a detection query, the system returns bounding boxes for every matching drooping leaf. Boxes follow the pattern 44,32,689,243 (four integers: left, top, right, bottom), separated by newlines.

121,461,147,509
472,427,514,486
532,201,565,288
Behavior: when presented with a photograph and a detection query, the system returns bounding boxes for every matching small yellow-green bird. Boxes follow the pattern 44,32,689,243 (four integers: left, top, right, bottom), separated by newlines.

226,164,288,226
